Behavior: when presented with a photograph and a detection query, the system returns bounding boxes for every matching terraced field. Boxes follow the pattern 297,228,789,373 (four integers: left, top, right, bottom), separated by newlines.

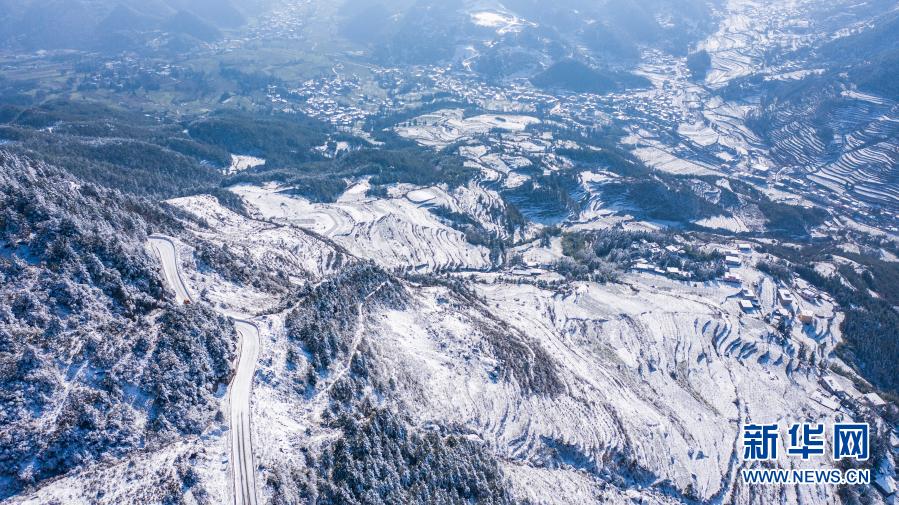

358,267,849,503
812,109,899,208
765,93,899,210
231,184,494,272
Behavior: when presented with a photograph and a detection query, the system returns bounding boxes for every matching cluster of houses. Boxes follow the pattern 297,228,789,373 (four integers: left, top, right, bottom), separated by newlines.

630,244,695,280
719,242,752,285
760,283,822,329
286,73,371,131
715,242,827,330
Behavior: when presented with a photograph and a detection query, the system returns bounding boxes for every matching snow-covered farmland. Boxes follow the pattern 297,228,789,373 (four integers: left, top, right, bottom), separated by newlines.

631,143,720,176
252,262,855,504
226,154,265,175
469,11,536,35
395,108,540,149
164,194,343,311
161,170,879,505
231,183,493,272
694,214,751,233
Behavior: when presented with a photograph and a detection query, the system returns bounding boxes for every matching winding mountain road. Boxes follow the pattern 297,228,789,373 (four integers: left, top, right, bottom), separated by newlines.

149,235,259,505
149,236,193,305
229,319,259,505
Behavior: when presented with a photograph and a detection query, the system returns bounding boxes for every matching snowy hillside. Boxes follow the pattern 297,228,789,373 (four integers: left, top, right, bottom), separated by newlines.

1,0,898,503
0,153,237,503
95,169,885,504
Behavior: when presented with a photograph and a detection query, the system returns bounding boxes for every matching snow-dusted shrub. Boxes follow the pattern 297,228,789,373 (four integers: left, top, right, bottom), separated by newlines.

312,397,517,505
284,263,405,375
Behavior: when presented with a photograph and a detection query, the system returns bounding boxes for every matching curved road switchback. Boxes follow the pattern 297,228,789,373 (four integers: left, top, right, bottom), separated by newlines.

149,236,193,304
149,235,260,505
230,319,260,505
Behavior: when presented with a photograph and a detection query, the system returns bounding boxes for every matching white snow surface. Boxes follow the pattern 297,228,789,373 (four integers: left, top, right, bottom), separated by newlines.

362,270,853,503
235,216,863,505
469,11,536,34
227,154,266,175
9,440,229,505
122,180,882,505
395,109,540,149
694,214,751,233
164,194,342,311
231,183,493,272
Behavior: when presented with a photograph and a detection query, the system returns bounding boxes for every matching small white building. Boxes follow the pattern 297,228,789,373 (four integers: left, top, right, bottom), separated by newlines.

632,261,654,272
778,289,794,306
723,274,742,285
666,267,684,277
800,288,819,302
821,376,842,395
811,391,840,411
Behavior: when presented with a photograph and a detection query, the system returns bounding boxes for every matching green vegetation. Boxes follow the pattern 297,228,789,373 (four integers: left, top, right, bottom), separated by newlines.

686,50,712,81
0,100,225,198
0,153,236,498
188,110,330,167
504,170,582,224
285,264,404,379
430,206,506,263
819,11,899,100
581,23,641,62
602,179,722,222
307,401,517,505
531,59,650,94
229,138,477,203
756,198,829,237
557,140,828,237
849,49,899,101
5,131,224,198
0,98,483,208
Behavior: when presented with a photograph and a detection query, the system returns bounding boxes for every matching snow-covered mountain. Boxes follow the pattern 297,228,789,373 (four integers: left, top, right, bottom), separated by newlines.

0,153,238,502
1,0,898,504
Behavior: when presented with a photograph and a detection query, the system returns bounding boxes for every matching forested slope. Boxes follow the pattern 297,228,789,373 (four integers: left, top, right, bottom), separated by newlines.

0,152,237,499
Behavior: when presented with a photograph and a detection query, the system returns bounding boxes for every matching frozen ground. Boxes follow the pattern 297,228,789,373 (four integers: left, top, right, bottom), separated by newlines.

87,154,886,505
5,1,898,503
694,214,751,233
469,10,535,35
631,143,720,176
395,108,540,149
163,194,343,311
227,155,266,175
248,253,864,503
231,183,494,272
8,439,230,505
211,176,873,503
